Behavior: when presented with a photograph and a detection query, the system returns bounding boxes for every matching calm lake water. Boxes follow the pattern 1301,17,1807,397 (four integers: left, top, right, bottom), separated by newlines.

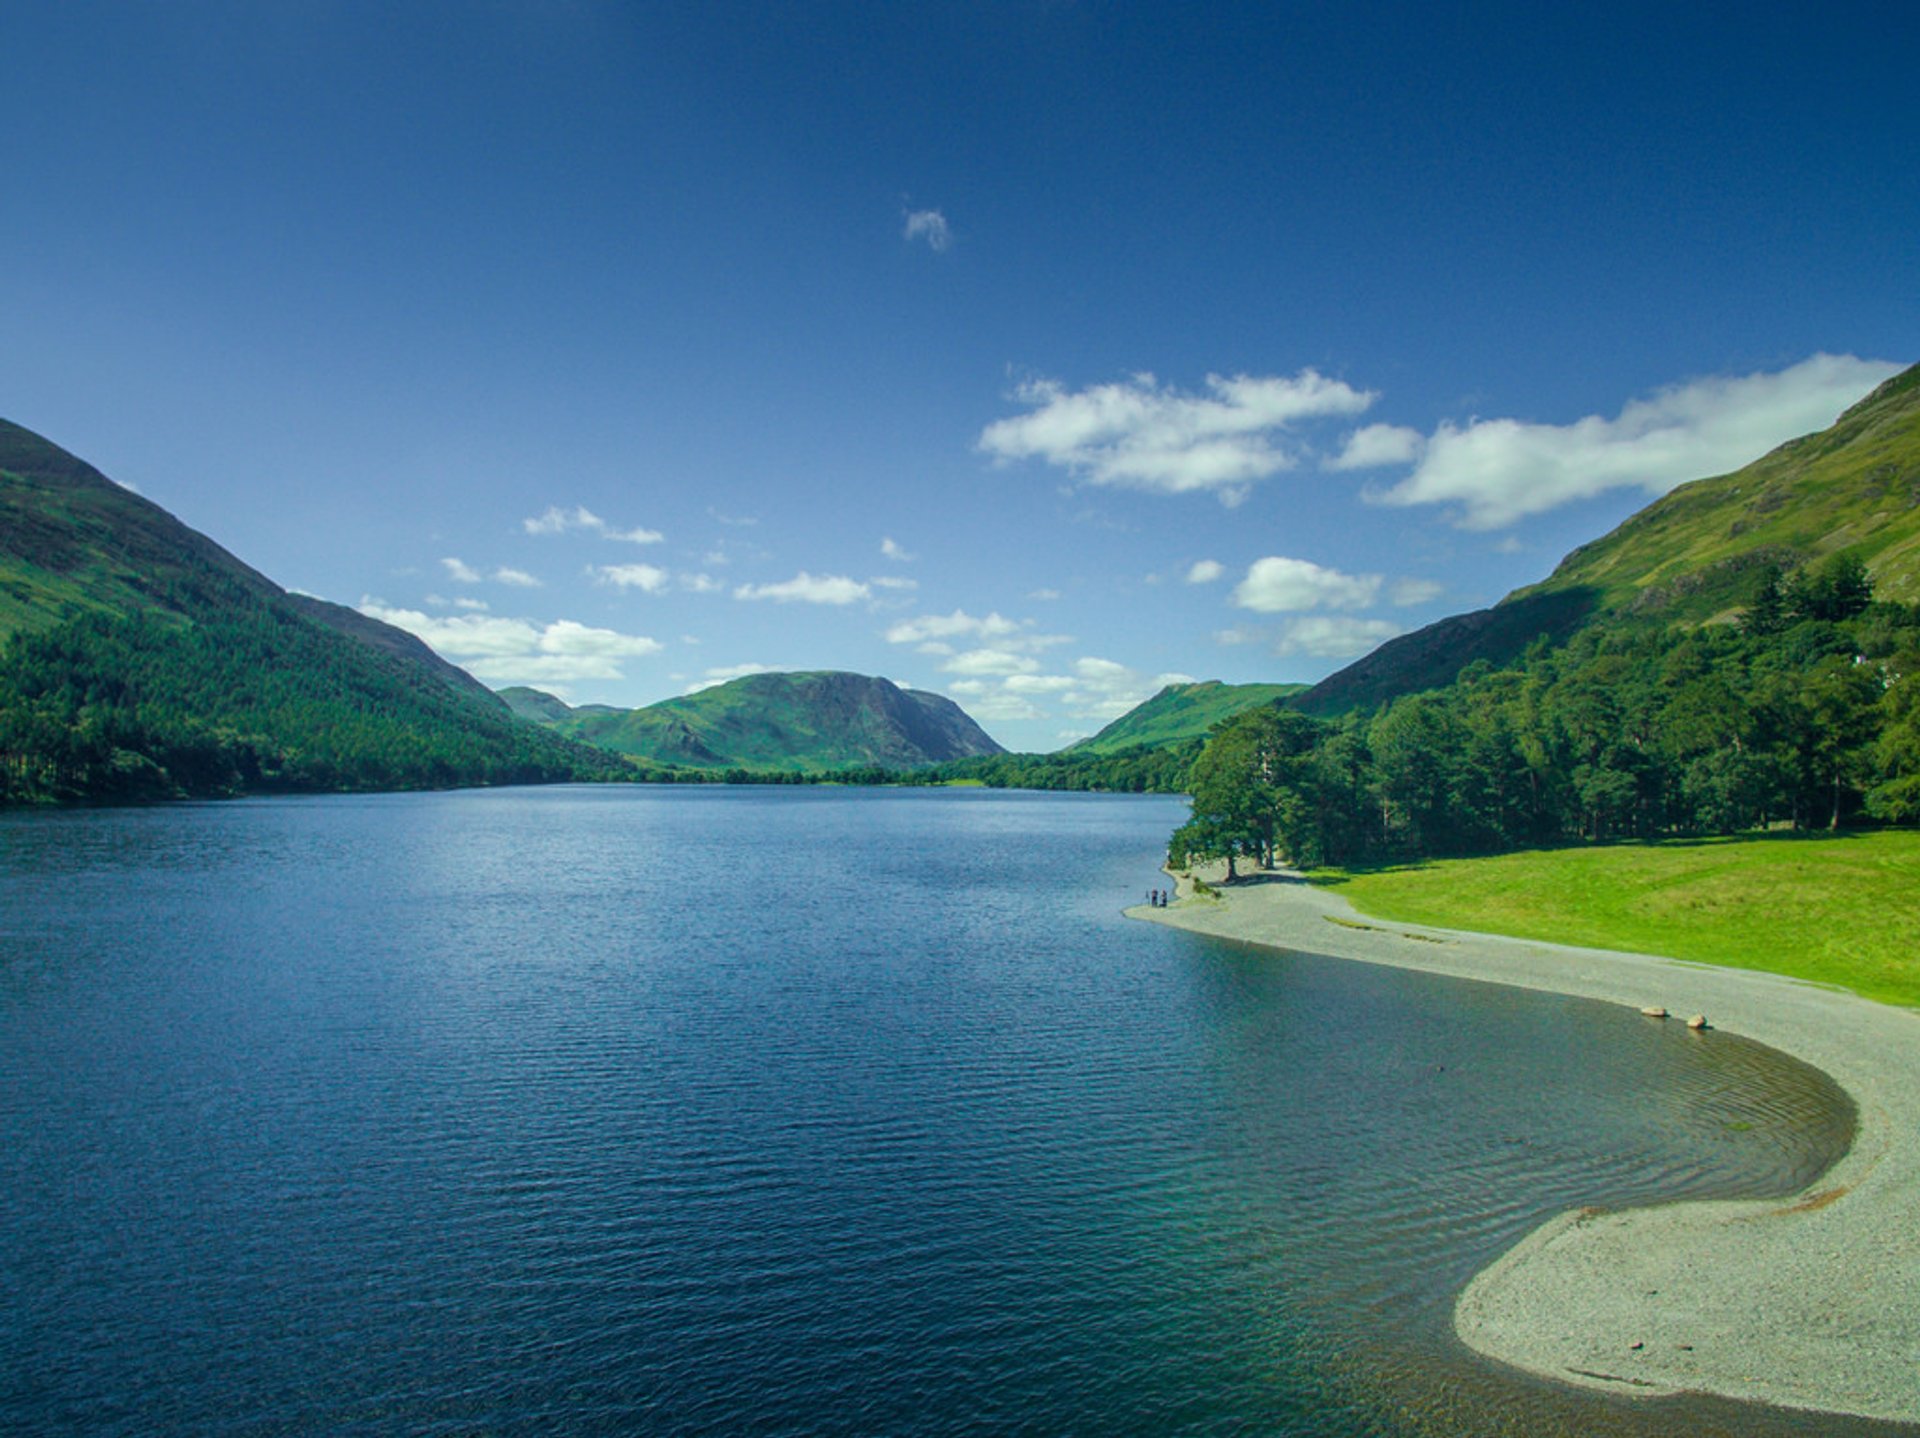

0,786,1895,1436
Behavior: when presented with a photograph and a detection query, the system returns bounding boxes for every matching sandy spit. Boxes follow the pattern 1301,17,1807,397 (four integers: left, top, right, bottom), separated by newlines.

1127,865,1920,1425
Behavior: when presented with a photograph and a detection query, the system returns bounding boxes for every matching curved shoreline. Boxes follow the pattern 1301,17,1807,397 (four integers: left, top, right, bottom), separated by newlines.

1127,865,1920,1425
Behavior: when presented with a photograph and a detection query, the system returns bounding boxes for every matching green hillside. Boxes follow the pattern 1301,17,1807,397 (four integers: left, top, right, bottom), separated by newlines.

0,419,629,802
499,685,578,724
537,671,1005,773
1068,680,1306,754
1297,362,1920,716
1529,363,1920,615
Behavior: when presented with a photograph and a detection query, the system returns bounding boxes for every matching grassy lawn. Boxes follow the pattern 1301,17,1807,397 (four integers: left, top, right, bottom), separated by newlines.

1311,830,1920,1009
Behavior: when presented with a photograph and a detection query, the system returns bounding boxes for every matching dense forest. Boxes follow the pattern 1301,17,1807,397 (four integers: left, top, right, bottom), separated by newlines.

0,568,633,803
1170,557,1920,874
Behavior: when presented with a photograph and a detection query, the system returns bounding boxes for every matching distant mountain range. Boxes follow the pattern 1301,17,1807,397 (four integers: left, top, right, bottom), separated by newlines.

1296,362,1920,716
0,416,1007,799
7,362,1916,800
502,671,1004,772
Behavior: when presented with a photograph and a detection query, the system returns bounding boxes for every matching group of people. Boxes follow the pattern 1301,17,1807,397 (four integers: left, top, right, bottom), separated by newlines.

1144,888,1171,908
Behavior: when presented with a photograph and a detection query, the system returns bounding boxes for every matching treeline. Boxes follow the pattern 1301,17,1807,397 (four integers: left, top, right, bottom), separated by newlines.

1172,558,1920,873
919,741,1201,793
610,743,1201,792
0,581,632,804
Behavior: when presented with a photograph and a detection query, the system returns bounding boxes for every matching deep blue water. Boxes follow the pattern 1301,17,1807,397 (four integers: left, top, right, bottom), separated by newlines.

0,786,1891,1436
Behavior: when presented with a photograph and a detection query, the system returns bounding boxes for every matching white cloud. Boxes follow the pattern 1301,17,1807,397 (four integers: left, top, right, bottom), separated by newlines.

1328,423,1425,470
358,600,662,686
1186,559,1225,584
903,208,951,252
523,505,603,536
441,556,483,584
1389,578,1444,606
524,505,664,543
1274,617,1402,658
493,567,542,588
885,609,1022,645
465,655,631,684
978,368,1376,501
1233,556,1381,612
1028,588,1062,601
943,648,1041,676
594,563,671,594
881,536,915,561
870,575,919,591
1073,656,1133,684
1373,354,1903,529
680,572,723,593
733,572,871,605
453,597,489,611
537,620,665,658
1003,674,1079,694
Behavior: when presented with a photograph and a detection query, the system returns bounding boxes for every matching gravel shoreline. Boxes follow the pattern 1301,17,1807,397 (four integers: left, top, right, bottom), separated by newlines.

1127,865,1920,1424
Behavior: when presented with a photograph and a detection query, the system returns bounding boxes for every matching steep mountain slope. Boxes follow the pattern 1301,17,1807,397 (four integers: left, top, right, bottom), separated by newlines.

528,671,1004,772
1067,680,1307,754
1297,362,1920,716
498,685,579,724
0,419,627,800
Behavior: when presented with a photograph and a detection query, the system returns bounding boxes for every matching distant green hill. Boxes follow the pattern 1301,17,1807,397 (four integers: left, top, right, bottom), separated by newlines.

513,671,1005,773
1067,680,1306,754
499,685,577,724
0,419,629,802
1297,362,1920,716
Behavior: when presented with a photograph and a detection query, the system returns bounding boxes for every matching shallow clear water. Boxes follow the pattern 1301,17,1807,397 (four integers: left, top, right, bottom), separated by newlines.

0,786,1896,1435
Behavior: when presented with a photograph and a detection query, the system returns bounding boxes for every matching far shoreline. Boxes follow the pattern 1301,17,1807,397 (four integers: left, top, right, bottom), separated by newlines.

1127,862,1920,1425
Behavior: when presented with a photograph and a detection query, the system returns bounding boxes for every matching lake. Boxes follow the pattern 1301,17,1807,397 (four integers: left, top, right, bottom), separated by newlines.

0,786,1892,1435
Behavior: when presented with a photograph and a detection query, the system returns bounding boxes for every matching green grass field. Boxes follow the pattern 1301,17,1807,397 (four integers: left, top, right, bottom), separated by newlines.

1313,830,1920,1009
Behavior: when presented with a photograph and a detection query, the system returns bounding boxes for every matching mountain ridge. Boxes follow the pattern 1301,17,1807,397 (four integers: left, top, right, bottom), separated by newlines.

507,671,1005,772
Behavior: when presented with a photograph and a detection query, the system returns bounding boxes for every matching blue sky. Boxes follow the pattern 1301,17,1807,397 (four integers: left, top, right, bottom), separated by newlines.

4,2,1914,750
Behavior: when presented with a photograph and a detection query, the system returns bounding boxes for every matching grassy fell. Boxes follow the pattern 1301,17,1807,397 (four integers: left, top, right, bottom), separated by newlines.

1313,830,1920,1008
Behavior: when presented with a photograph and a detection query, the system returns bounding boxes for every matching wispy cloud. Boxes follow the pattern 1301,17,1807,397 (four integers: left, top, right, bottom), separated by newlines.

1389,577,1444,606
903,208,951,252
441,556,483,584
359,600,662,685
1273,616,1402,658
979,368,1375,504
1366,354,1903,529
880,536,915,561
943,648,1041,677
943,655,1195,729
593,563,671,594
733,572,871,605
685,661,779,694
524,505,664,543
885,609,1022,646
1327,423,1424,471
494,567,542,588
